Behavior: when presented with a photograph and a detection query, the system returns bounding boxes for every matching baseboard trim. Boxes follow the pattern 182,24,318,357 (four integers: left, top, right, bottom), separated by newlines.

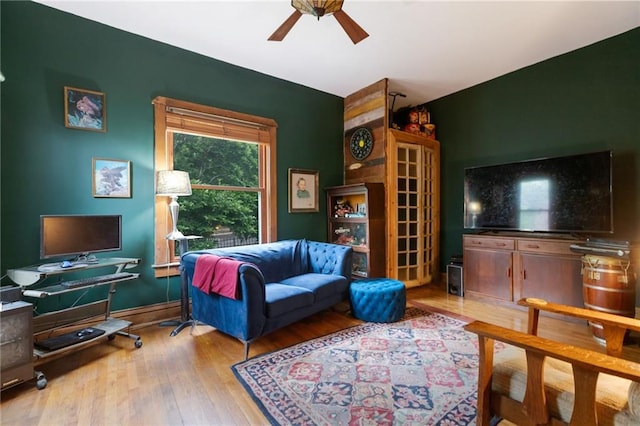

111,301,182,330
52,301,182,332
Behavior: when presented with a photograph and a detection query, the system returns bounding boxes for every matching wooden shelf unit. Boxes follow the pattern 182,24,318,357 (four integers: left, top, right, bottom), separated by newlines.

326,183,386,279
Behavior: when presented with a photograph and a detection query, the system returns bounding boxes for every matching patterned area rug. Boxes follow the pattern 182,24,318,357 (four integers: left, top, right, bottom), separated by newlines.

232,307,493,425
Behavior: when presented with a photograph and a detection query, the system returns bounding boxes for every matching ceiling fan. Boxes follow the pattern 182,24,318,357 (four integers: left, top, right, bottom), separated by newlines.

268,0,369,45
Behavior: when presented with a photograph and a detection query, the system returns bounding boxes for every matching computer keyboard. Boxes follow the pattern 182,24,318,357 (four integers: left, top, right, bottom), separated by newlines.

60,272,136,289
35,327,106,351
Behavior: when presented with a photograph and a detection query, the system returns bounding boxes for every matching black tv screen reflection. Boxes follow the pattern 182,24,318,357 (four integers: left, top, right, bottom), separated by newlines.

40,215,122,259
464,151,613,234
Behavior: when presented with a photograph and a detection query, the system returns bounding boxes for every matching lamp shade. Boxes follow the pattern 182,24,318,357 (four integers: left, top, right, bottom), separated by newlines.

155,170,192,196
293,0,343,17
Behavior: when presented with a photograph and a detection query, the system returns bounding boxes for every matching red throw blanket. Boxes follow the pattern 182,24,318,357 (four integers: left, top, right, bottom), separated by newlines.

192,254,242,300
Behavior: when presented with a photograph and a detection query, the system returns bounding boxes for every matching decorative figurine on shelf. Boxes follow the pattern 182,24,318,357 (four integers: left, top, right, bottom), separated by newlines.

418,106,429,126
423,123,436,139
335,233,355,245
334,199,353,217
395,104,437,139
334,227,354,245
403,108,422,135
417,105,436,139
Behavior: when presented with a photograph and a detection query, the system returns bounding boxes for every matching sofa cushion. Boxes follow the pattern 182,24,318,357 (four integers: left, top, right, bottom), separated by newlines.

492,344,632,425
264,283,314,318
625,381,640,422
280,273,349,302
307,242,346,275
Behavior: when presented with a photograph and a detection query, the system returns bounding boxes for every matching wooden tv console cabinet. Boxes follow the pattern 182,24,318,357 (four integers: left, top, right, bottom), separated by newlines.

463,234,585,307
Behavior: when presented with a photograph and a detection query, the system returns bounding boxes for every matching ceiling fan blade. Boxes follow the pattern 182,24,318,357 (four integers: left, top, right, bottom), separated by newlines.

333,9,369,44
268,10,303,41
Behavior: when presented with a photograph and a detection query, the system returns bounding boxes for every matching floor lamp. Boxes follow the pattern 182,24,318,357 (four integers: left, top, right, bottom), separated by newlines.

155,170,192,240
156,170,194,336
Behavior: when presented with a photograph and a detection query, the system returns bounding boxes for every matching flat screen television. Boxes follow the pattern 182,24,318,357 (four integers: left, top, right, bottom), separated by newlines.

464,150,613,234
40,215,122,260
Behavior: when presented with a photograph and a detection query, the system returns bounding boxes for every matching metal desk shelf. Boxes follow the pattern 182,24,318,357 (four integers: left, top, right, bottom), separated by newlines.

6,258,143,389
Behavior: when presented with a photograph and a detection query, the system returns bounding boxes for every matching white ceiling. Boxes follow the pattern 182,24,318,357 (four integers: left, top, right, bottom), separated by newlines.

35,0,639,109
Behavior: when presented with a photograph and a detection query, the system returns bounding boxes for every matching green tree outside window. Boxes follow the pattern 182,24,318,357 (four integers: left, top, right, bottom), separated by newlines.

173,133,259,251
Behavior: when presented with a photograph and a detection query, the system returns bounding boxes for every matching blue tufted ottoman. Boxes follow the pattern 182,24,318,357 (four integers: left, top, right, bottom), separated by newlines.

349,278,406,322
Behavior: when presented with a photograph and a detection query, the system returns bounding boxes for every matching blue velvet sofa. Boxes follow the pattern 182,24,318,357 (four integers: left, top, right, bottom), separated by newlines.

180,239,353,359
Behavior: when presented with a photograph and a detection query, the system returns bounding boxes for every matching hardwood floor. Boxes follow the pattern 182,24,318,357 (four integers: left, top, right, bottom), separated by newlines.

2,286,636,425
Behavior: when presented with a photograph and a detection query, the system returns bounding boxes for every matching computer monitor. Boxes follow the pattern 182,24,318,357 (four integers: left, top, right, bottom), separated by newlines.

40,215,122,260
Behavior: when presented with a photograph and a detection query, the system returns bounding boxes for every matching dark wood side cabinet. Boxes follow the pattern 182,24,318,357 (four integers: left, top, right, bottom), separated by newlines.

463,234,584,307
326,183,386,279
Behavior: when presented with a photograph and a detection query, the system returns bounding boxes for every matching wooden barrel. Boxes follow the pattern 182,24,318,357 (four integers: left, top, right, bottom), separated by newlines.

582,254,636,342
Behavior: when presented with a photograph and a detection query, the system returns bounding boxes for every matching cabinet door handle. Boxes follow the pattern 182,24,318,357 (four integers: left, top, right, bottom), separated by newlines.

526,244,540,249
523,270,527,280
507,267,511,278
496,243,506,247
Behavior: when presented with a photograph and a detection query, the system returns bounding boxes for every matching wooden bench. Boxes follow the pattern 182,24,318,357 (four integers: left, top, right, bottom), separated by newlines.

464,298,640,426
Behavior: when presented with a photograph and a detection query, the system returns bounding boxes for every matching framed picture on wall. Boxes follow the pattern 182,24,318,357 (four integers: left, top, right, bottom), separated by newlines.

288,168,319,213
92,158,131,198
64,86,106,132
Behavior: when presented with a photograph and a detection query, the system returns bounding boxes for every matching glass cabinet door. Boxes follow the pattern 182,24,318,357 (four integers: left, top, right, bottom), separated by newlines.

396,143,421,282
387,129,440,288
329,220,367,247
352,252,369,278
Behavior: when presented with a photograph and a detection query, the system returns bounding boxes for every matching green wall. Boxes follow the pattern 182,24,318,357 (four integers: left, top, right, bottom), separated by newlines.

2,3,637,314
0,2,344,311
427,28,639,268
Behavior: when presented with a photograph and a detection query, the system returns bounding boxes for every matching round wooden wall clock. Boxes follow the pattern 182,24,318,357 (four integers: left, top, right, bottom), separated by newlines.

349,127,373,161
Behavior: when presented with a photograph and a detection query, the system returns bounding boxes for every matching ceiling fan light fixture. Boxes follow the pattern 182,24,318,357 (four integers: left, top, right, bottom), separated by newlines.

270,0,368,44
292,0,344,17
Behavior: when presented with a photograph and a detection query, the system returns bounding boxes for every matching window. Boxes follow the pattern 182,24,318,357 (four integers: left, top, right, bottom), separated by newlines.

519,179,550,231
153,97,277,276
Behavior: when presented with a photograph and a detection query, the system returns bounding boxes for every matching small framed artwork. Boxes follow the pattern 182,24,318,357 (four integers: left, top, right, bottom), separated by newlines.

93,158,131,198
64,86,106,132
288,168,319,213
